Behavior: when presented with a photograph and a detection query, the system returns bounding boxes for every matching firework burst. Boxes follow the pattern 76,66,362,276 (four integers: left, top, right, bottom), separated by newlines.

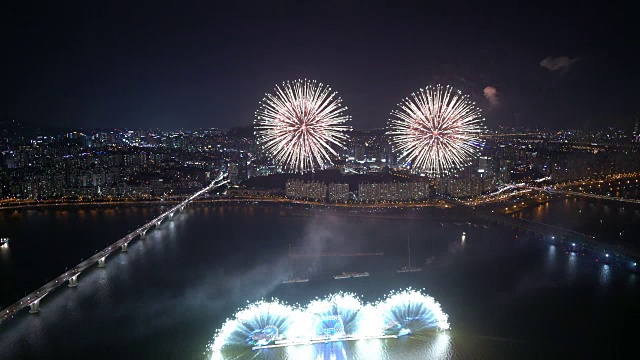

387,85,485,176
255,79,351,173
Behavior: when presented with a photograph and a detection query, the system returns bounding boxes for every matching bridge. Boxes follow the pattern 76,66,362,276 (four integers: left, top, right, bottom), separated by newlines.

450,200,640,261
549,189,640,204
1,173,227,324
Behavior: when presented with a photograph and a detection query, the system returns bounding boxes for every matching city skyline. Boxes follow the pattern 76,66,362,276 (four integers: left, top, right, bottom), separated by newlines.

3,2,640,359
5,2,637,131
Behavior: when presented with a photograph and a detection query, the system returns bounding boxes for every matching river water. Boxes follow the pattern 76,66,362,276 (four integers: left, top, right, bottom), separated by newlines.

0,194,638,359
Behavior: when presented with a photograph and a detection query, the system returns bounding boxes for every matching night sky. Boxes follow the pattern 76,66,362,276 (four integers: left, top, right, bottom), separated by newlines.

5,1,637,130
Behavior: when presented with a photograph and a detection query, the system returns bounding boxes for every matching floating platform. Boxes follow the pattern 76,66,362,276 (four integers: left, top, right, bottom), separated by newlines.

252,333,399,351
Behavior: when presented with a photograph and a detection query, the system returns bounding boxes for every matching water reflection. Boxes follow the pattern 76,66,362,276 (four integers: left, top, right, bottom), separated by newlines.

354,338,384,359
279,333,451,360
325,343,348,360
598,264,612,288
0,242,11,263
424,332,452,359
95,266,113,309
566,253,577,285
545,245,556,273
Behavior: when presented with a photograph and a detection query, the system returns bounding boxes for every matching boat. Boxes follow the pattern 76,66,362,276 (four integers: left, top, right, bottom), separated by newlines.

283,276,309,284
334,272,351,279
351,272,369,277
397,236,422,273
0,238,8,246
334,271,369,279
283,244,309,283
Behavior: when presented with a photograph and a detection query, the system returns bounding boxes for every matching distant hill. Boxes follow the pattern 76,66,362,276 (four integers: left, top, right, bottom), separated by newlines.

1,120,44,145
0,120,73,140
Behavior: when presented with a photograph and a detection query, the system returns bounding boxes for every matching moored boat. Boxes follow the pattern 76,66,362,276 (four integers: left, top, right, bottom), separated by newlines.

397,237,422,273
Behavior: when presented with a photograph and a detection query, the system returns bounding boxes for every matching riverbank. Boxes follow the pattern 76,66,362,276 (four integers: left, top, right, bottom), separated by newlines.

0,196,449,211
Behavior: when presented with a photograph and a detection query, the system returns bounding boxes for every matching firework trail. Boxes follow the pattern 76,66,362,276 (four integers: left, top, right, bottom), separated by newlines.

387,85,485,176
255,79,351,173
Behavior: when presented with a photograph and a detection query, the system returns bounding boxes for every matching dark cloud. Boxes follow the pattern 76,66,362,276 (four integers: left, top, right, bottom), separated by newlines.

540,56,579,73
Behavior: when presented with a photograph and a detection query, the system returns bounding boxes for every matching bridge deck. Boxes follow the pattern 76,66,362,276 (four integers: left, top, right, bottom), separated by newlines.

551,189,640,204
453,199,640,260
1,175,227,325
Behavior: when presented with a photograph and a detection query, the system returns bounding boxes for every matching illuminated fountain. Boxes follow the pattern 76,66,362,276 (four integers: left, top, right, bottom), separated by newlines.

377,289,450,336
208,289,449,359
210,300,305,349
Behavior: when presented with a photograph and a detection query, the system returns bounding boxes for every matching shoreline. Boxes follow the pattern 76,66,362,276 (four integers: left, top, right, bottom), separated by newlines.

2,173,638,212
0,197,450,211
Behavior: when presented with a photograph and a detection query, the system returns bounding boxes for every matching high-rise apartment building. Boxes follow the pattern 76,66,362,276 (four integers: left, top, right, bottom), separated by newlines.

328,183,349,202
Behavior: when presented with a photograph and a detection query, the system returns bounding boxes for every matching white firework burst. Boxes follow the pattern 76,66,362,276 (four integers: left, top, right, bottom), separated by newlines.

255,79,351,173
387,85,485,176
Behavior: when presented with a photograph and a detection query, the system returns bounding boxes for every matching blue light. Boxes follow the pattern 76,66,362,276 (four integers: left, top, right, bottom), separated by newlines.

318,315,346,338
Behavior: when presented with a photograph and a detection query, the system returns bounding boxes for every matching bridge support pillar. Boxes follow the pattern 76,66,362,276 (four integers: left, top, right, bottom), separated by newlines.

169,212,174,220
68,274,79,287
121,243,128,252
98,257,106,267
155,220,161,228
140,230,147,239
29,300,41,314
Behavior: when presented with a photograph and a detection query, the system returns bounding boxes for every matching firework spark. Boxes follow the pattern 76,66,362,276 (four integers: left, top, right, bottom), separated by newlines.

387,85,485,176
255,79,351,173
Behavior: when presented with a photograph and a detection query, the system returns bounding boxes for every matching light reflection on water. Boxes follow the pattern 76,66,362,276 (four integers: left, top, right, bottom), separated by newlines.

566,253,577,285
544,245,556,273
421,332,452,359
598,264,612,288
221,332,453,360
0,243,11,263
353,338,385,359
